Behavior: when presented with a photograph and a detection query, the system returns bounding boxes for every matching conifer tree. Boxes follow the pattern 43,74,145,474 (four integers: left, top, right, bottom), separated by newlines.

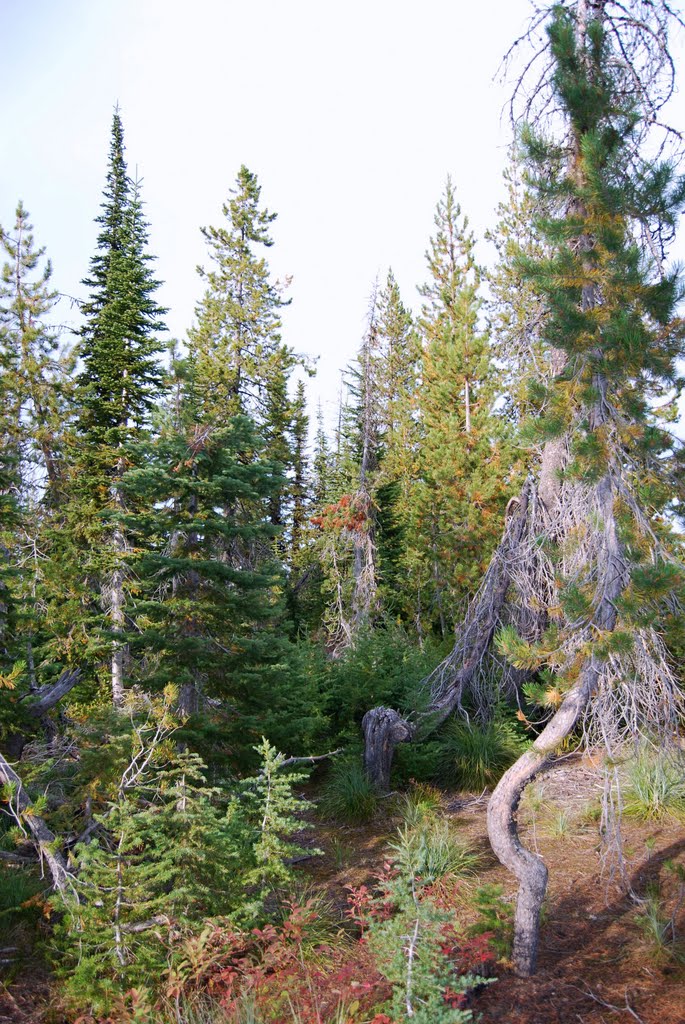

122,380,286,731
0,205,73,685
189,166,297,532
0,203,72,497
414,180,512,633
289,380,309,563
486,5,685,973
58,110,166,705
374,269,422,623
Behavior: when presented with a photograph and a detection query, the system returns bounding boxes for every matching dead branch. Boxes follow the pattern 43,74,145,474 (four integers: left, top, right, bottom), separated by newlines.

0,751,70,892
278,748,343,770
23,668,81,717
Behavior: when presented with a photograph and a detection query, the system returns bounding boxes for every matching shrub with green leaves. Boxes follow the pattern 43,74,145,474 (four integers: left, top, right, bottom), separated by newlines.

437,716,527,790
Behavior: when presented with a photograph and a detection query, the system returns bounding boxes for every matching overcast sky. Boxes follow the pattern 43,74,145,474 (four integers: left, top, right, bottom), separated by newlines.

2,0,685,426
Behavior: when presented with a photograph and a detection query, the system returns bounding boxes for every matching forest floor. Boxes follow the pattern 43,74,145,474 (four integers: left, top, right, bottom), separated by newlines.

1,755,684,1024
306,755,685,1024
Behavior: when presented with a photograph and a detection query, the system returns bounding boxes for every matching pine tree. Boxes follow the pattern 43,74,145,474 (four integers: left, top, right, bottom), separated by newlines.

483,4,685,974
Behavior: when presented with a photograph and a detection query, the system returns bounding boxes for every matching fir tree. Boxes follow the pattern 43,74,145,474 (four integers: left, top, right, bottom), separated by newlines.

189,166,297,531
414,180,511,633
60,110,166,705
0,204,73,685
122,393,286,735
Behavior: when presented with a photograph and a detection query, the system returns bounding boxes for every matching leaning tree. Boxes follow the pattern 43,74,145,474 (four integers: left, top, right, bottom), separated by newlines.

362,0,685,976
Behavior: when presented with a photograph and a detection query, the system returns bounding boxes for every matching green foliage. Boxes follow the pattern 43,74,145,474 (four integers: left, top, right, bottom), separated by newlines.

234,738,320,917
623,745,685,822
468,884,514,960
318,757,378,825
389,820,479,884
51,698,318,1016
437,716,527,790
0,866,45,934
350,814,493,1024
324,624,442,744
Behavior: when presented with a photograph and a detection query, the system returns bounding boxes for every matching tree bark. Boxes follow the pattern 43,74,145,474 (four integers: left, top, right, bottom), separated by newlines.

487,465,627,975
361,706,415,792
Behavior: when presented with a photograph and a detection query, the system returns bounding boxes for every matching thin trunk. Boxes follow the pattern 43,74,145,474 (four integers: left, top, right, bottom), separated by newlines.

110,552,125,708
464,377,471,434
0,752,70,892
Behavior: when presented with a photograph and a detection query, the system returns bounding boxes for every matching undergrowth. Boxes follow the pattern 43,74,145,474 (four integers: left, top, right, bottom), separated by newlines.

437,717,526,791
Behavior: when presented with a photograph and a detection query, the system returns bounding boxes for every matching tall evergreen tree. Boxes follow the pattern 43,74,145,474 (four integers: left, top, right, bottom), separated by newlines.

0,204,73,686
374,269,422,623
414,180,513,634
57,111,166,705
189,166,297,532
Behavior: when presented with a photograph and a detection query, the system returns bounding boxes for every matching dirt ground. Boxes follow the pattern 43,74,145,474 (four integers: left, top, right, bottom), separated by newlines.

2,756,684,1024
308,757,685,1024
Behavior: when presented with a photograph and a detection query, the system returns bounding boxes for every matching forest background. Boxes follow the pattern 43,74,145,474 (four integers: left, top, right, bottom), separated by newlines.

3,0,685,1021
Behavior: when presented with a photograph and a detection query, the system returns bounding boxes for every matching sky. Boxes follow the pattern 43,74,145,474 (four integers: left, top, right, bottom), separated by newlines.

2,0,685,427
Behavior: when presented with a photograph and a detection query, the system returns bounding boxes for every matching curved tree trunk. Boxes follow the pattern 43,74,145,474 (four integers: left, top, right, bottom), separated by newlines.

487,466,627,974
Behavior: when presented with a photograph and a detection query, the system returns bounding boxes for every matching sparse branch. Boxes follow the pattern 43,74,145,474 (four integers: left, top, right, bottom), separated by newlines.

0,752,70,892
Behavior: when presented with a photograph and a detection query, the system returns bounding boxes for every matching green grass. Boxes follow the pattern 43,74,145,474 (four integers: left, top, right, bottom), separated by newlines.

389,819,479,883
0,865,45,931
437,716,527,790
396,782,443,827
318,758,378,824
635,882,685,965
623,746,685,823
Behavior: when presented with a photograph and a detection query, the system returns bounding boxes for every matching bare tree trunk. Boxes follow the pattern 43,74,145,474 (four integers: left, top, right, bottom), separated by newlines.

362,706,414,791
110,555,125,709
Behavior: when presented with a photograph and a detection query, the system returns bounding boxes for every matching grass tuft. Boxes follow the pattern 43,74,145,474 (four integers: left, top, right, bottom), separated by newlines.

389,818,479,883
318,758,378,824
623,746,685,823
437,716,527,791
